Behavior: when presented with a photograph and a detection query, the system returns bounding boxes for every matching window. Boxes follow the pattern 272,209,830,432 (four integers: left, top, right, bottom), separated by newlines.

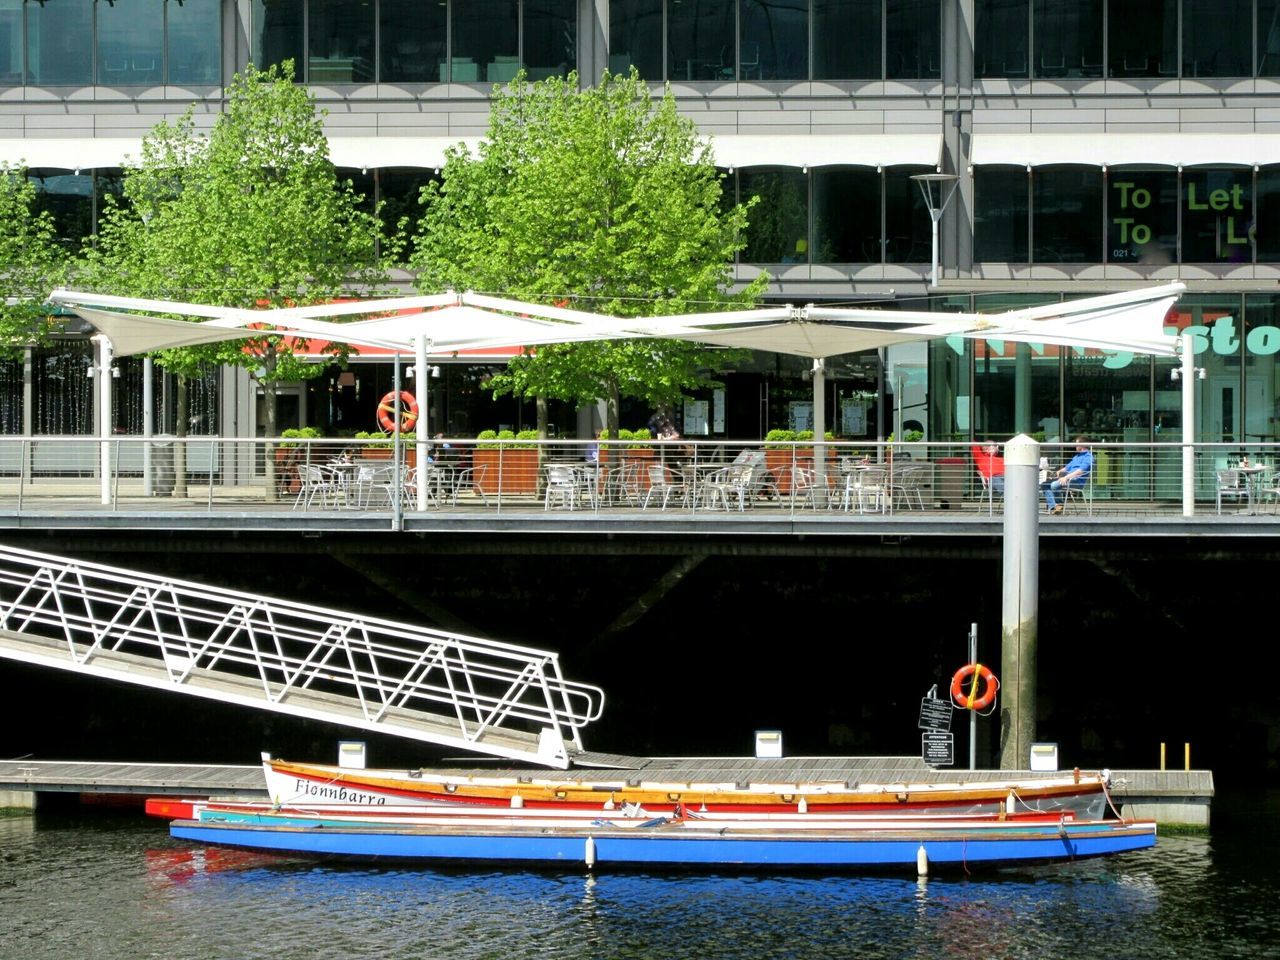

29,170,93,251
813,168,880,263
609,0,663,80
98,0,164,86
1183,0,1251,77
1107,169,1177,265
1033,0,1102,79
308,0,374,83
381,0,446,83
1260,0,1280,76
252,0,304,74
1182,168,1253,263
27,0,93,86
1107,0,1176,78
169,0,221,85
884,167,931,263
741,0,807,80
974,166,1029,262
740,168,808,263
0,0,21,86
668,0,733,82
1033,166,1102,263
886,0,940,79
975,0,1028,78
813,0,879,79
452,0,518,84
1256,166,1280,261
524,0,576,80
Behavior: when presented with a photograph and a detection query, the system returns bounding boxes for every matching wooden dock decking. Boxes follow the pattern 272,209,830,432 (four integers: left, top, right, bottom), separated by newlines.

0,758,1214,826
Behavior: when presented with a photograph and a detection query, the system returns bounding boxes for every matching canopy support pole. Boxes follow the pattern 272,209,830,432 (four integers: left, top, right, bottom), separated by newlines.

143,357,154,497
1181,332,1196,518
415,334,430,512
812,357,827,495
93,335,113,506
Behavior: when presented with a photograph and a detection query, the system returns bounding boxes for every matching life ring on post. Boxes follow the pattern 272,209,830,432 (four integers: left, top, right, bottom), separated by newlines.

376,391,419,433
950,663,999,711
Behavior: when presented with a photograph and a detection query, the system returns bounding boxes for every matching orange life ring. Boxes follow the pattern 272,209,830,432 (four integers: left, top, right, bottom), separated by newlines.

376,390,419,433
950,662,998,711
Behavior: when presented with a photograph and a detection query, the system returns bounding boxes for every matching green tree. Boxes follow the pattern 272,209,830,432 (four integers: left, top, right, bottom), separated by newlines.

409,70,764,435
0,166,68,356
80,61,389,496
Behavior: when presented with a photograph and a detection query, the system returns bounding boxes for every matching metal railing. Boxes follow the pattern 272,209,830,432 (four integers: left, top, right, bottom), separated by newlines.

0,435,1274,519
0,544,605,767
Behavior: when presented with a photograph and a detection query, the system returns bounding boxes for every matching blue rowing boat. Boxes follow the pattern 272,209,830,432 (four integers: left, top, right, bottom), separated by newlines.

170,816,1156,871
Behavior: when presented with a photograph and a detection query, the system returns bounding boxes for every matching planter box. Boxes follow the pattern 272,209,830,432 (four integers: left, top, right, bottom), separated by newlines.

764,448,832,493
473,447,540,495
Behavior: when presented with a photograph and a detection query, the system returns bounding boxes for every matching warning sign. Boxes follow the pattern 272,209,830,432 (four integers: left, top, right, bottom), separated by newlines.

922,731,955,767
918,697,953,731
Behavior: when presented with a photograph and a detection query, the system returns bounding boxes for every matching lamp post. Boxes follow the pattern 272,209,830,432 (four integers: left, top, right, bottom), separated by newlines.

910,173,960,288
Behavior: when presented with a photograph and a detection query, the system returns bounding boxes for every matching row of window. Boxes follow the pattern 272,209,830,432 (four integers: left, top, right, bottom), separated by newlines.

8,0,1280,88
0,0,220,87
975,166,1280,265
977,0,1280,80
27,162,1280,267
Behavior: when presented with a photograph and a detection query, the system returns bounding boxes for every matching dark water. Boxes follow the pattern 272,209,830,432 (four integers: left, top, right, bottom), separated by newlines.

2,793,1278,960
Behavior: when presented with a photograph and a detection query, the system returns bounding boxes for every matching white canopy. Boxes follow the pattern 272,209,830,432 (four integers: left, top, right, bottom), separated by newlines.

0,138,144,171
326,136,485,170
51,283,1184,359
633,284,1184,359
970,133,1280,168
706,134,943,170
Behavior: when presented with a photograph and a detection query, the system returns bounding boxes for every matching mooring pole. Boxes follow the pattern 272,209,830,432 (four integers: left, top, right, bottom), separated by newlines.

999,433,1039,770
968,622,978,771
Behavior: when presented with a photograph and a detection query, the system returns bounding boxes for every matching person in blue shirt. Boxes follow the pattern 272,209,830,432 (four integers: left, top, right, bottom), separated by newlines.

1042,437,1093,514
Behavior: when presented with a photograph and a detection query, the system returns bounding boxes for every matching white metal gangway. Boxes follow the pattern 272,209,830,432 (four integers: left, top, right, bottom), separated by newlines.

0,545,604,768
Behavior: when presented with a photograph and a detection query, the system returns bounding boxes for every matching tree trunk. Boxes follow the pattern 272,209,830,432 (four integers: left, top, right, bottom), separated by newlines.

606,382,620,437
263,379,278,503
535,394,548,497
173,374,188,499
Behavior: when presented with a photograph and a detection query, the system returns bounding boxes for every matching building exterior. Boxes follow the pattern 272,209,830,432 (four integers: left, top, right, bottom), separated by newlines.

2,0,1279,486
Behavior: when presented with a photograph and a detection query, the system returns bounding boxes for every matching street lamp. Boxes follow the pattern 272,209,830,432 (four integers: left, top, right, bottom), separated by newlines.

911,172,960,288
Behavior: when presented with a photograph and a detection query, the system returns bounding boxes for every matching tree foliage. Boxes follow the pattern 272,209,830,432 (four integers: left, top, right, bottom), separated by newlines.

408,70,764,429
81,61,390,414
0,166,69,357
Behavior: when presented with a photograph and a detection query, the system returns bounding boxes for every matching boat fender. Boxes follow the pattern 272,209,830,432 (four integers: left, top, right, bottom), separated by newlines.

510,794,524,809
1005,791,1017,816
916,844,928,877
585,836,596,868
603,796,616,811
797,797,808,814
950,662,999,711
376,390,419,433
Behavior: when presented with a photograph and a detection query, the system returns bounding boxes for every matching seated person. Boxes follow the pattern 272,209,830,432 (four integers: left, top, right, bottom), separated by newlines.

1041,436,1093,514
971,442,1005,497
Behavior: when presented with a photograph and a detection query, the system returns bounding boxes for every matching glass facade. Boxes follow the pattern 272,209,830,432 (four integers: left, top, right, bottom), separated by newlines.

27,0,94,86
973,166,1029,263
4,0,221,86
1034,0,1102,78
733,167,931,265
813,0,879,80
609,0,663,79
976,165,1277,266
308,0,375,83
965,0,1276,79
976,0,1028,79
98,0,165,86
1107,168,1177,265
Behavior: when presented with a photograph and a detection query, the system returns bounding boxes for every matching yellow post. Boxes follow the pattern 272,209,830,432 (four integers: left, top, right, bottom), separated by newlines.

1185,742,1191,771
1160,742,1166,771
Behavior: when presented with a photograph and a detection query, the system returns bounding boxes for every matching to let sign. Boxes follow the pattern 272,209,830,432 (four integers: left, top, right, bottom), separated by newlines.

922,732,955,767
918,697,953,731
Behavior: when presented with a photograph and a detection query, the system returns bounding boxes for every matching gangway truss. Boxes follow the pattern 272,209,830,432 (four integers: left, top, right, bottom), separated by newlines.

0,545,604,768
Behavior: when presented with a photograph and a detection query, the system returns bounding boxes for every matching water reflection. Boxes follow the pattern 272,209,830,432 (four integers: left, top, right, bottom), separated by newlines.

1,816,1277,960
